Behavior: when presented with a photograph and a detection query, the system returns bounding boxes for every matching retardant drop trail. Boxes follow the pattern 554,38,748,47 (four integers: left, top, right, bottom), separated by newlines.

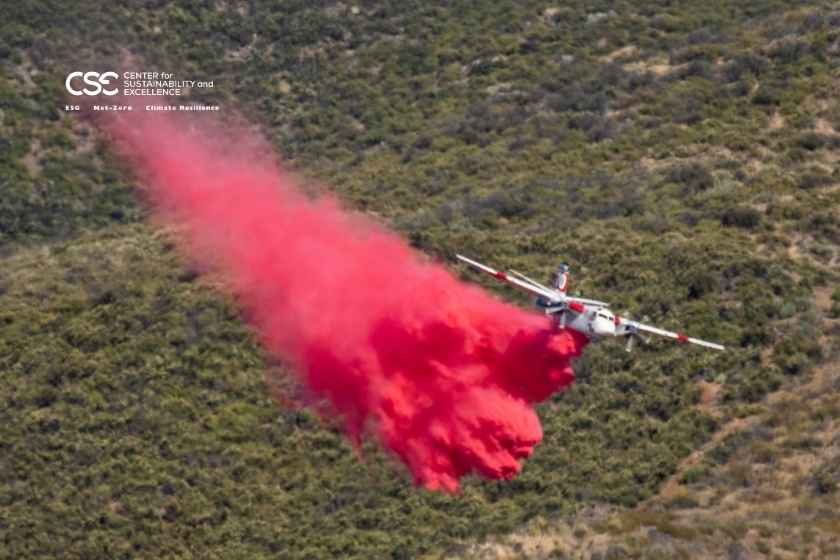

101,105,589,492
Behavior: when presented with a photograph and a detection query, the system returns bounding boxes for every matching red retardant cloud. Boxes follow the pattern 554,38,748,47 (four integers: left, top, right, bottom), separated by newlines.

101,105,588,492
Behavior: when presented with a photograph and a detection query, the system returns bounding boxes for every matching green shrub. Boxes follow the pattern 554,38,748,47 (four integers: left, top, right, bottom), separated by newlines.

681,464,710,485
798,170,833,189
796,132,828,151
752,84,782,105
813,465,838,495
721,207,762,229
668,163,714,195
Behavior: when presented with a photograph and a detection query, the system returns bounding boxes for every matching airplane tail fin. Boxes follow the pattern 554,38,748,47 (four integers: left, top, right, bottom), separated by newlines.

554,264,569,293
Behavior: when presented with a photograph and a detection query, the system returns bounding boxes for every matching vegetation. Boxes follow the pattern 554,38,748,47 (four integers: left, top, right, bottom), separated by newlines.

1,1,839,558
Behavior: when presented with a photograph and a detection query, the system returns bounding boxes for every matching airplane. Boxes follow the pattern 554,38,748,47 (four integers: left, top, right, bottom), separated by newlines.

455,254,725,352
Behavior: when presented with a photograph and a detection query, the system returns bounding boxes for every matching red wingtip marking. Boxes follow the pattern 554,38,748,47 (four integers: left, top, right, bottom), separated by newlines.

495,271,507,280
614,315,621,326
677,333,689,343
568,302,585,313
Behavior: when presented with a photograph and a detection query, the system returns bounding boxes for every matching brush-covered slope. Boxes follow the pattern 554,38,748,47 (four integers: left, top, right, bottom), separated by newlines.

1,1,839,558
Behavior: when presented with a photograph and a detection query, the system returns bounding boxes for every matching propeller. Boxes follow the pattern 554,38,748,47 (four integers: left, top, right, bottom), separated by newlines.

622,313,650,353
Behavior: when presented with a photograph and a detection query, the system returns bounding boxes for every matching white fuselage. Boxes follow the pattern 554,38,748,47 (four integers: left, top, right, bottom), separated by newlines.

565,304,617,339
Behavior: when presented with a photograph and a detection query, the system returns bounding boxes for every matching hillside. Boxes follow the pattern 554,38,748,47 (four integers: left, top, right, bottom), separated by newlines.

461,288,839,558
1,1,839,558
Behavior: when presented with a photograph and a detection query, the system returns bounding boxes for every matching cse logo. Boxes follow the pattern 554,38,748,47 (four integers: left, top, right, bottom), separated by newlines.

65,71,119,96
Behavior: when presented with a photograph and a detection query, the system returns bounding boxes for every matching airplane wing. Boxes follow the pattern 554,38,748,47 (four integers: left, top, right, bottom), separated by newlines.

621,318,725,351
455,254,560,302
567,295,609,308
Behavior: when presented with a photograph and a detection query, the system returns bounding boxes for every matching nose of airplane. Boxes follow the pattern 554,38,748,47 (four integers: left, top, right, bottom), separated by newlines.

593,318,616,337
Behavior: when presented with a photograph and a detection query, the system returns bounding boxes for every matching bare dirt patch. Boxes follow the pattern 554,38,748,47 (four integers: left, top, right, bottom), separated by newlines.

22,138,42,177
697,380,723,409
600,45,638,63
624,57,679,77
815,117,836,135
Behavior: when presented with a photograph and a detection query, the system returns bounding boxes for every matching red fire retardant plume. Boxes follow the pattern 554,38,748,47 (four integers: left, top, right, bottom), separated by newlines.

102,106,588,492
